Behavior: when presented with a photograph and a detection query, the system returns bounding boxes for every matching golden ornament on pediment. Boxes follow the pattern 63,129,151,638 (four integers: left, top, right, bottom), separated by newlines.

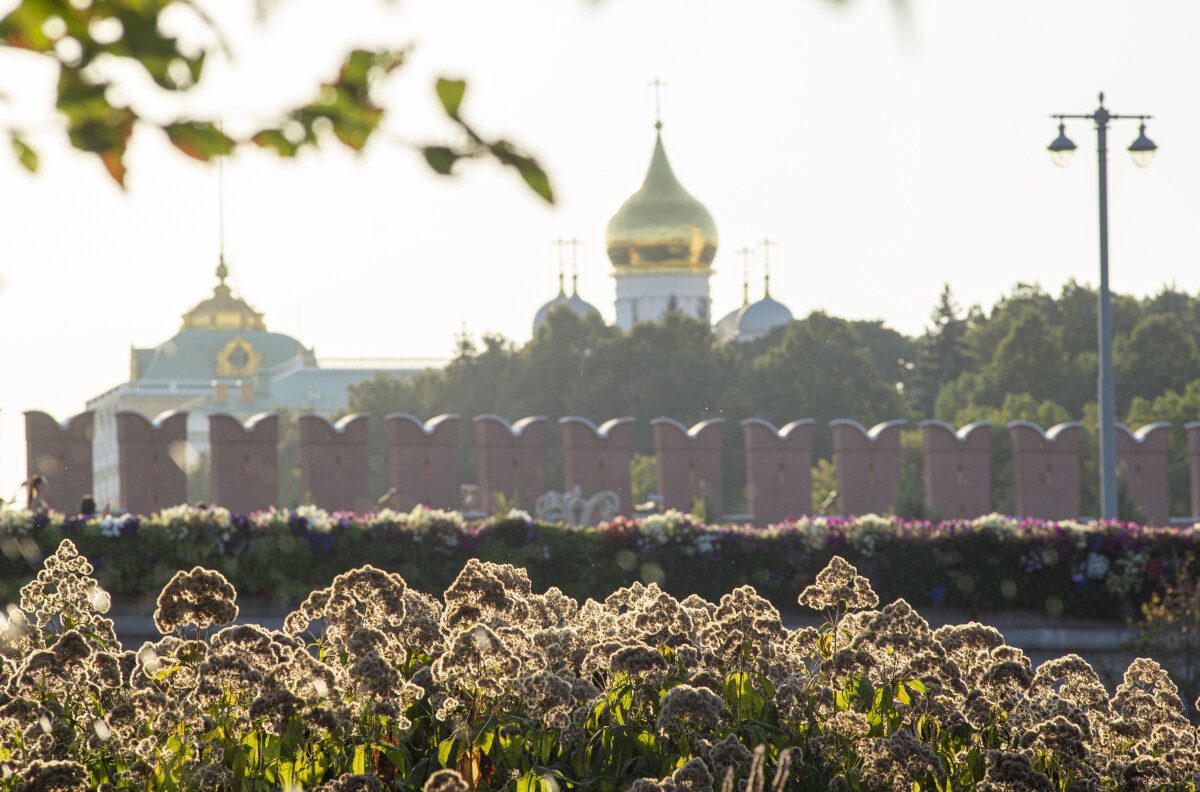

216,336,262,378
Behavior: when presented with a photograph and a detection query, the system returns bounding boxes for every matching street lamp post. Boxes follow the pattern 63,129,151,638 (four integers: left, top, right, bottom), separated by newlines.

1047,92,1156,520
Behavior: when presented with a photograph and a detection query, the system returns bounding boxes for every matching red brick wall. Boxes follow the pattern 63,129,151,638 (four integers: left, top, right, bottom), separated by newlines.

116,411,187,515
299,414,371,512
560,417,634,516
920,420,991,520
24,410,93,514
474,415,545,513
652,418,724,516
386,413,459,511
742,418,812,525
1114,422,1170,527
831,419,903,517
210,413,278,514
1009,421,1081,520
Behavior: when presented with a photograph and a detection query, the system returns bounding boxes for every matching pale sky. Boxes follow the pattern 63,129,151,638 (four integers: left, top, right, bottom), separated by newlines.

1,0,1198,500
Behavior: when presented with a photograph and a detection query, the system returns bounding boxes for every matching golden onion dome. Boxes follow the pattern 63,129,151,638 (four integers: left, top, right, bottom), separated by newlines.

606,128,718,272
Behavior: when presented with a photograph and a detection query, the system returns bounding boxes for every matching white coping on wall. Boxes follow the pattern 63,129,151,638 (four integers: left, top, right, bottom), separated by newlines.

116,409,187,430
208,411,278,431
472,414,547,437
1186,422,1200,430
25,410,92,431
918,419,992,441
828,418,905,439
1114,422,1171,443
385,413,460,434
739,417,814,438
1006,420,1082,441
301,412,369,433
650,416,726,437
558,416,635,438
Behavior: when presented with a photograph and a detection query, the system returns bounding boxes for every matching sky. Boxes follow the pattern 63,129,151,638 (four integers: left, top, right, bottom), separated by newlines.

1,0,1198,500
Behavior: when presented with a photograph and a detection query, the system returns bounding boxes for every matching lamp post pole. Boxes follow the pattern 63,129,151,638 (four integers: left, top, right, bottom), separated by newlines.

1048,93,1156,521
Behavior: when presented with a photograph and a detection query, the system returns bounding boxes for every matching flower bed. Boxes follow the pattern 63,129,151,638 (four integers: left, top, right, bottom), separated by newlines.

1,506,1197,620
1,540,1197,792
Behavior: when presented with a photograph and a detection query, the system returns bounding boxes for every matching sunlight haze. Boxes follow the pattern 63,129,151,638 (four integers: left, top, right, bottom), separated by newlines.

1,0,1197,499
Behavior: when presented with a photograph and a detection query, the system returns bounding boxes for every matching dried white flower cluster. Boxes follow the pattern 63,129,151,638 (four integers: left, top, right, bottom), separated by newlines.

1,543,1198,792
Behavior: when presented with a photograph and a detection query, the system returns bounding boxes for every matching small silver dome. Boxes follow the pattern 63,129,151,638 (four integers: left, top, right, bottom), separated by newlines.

733,294,793,342
715,305,743,344
533,276,601,333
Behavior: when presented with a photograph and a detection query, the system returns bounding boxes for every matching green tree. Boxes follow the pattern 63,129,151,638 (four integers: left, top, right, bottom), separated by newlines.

908,284,974,418
745,312,904,462
274,406,306,509
988,310,1065,405
1115,314,1200,414
850,319,918,395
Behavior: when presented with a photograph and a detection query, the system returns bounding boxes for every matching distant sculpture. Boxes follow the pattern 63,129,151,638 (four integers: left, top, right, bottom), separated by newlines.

535,486,620,526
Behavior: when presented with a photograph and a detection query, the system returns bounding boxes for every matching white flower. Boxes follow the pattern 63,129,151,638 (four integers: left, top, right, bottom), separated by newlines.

847,514,892,557
794,517,830,553
294,504,333,533
99,513,136,537
971,513,1016,533
0,507,36,537
1085,552,1110,580
506,508,532,523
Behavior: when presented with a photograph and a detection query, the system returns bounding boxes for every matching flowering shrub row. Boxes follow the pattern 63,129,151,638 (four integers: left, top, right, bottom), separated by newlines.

1,506,1197,619
2,539,1198,792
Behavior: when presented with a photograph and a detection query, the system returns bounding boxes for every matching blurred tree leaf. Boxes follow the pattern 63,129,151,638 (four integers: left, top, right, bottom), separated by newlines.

423,146,459,175
251,129,300,157
0,5,552,200
10,132,37,172
165,121,234,161
436,78,466,119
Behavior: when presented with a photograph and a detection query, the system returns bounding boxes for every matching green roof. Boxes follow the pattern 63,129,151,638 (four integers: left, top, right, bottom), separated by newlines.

134,330,310,381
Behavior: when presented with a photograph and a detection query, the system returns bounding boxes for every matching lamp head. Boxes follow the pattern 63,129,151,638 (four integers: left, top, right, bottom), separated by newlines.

1047,122,1077,168
1128,123,1157,168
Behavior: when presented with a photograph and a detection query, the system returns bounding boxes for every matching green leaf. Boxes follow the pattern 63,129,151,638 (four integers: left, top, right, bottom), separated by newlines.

475,728,495,754
436,78,466,119
252,129,300,157
423,146,459,175
11,133,38,173
351,745,368,775
165,121,234,162
518,156,553,202
437,736,456,768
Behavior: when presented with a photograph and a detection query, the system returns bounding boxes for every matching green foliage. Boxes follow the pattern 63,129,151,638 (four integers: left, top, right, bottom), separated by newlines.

892,430,927,520
811,458,838,515
335,282,1200,522
1124,556,1200,721
1116,314,1200,414
5,537,1200,792
274,407,307,510
185,451,210,505
1,8,552,198
630,454,657,507
908,284,973,417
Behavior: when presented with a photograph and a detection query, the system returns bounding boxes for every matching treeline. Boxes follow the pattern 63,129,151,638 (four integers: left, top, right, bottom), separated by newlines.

252,281,1200,518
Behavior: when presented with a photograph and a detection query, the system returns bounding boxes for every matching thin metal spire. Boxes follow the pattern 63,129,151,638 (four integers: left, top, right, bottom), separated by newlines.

568,238,582,294
647,78,668,129
759,238,775,296
552,238,567,294
738,246,753,305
